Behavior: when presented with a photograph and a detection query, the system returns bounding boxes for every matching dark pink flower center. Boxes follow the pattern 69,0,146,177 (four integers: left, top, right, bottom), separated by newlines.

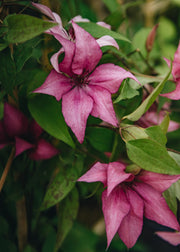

73,75,89,87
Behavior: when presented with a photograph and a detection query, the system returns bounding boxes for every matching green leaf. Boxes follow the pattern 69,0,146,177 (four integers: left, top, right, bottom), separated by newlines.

168,151,180,166
77,22,131,43
126,139,180,174
121,125,148,142
159,113,170,134
123,65,172,121
55,188,79,251
144,125,167,146
102,0,119,12
114,81,139,103
132,28,151,56
4,14,57,43
28,94,75,148
41,165,78,210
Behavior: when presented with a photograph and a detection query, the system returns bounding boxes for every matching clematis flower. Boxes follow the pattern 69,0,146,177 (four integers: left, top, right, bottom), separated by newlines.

34,22,139,143
78,162,180,248
156,231,180,246
161,41,180,100
32,2,119,50
0,103,59,160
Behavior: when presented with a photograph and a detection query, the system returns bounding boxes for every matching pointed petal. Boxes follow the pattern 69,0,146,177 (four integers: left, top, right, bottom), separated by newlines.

96,36,119,49
78,162,108,185
118,189,144,248
161,81,180,100
96,22,111,29
138,170,180,193
33,70,72,101
71,22,102,75
133,183,180,230
71,15,90,23
102,187,130,247
51,34,75,75
32,3,56,20
3,103,29,138
29,120,43,140
28,139,59,160
156,231,180,246
50,47,64,73
89,63,140,93
85,85,118,126
62,87,93,143
15,137,34,157
107,162,134,196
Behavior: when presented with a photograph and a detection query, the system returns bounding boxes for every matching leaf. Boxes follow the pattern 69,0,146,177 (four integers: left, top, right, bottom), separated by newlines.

54,188,79,251
77,22,131,43
102,0,119,12
28,94,75,148
121,125,148,142
132,28,151,56
123,64,172,121
41,165,78,210
126,139,180,174
144,125,167,146
114,81,139,103
159,113,170,134
4,14,57,43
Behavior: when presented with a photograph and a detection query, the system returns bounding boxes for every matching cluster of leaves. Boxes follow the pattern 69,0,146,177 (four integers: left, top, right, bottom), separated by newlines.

0,0,180,251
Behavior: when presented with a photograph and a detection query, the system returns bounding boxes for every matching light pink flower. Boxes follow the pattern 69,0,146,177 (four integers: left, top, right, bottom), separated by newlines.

161,41,180,100
0,103,59,160
34,22,139,143
78,162,180,248
156,231,180,246
32,2,119,50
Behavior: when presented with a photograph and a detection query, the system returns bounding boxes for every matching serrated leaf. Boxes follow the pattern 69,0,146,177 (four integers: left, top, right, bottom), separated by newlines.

28,94,75,148
54,188,79,251
77,22,130,43
4,14,57,43
123,64,172,121
126,139,180,174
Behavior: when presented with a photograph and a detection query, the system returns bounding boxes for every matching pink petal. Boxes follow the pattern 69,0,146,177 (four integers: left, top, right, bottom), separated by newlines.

62,87,93,143
71,22,102,75
96,22,111,29
118,189,144,248
85,85,118,126
156,231,180,246
138,170,180,193
134,183,180,231
32,3,56,20
3,103,29,138
15,137,34,157
96,36,119,49
88,63,140,93
102,187,130,247
50,47,64,73
28,139,59,160
29,120,43,140
71,15,90,23
77,162,108,185
33,70,72,101
161,81,180,100
51,34,75,75
107,162,134,196
173,42,180,66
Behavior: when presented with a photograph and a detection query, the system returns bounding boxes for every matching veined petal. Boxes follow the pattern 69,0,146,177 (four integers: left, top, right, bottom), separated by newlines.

28,139,59,160
107,162,134,196
156,231,180,246
33,70,72,101
102,187,130,248
138,170,180,193
78,162,108,185
89,63,140,93
15,137,34,157
161,81,180,100
52,34,75,75
71,22,102,75
3,103,29,138
134,183,179,231
62,87,93,143
96,36,119,49
118,189,144,248
86,85,118,126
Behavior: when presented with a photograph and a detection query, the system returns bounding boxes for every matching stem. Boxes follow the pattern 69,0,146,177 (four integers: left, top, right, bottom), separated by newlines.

16,196,28,252
0,147,15,192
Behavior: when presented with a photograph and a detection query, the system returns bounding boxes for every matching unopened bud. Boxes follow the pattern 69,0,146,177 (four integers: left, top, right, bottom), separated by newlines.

146,24,159,53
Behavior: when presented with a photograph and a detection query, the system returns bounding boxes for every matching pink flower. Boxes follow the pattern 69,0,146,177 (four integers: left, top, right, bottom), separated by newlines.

78,162,180,248
34,22,139,143
32,2,119,49
0,103,59,160
161,41,180,100
156,231,180,246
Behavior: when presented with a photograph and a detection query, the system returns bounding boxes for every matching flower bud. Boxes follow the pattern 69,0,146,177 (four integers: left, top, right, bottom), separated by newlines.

146,23,159,53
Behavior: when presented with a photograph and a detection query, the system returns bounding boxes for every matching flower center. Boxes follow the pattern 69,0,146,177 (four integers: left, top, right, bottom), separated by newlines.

73,75,89,87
